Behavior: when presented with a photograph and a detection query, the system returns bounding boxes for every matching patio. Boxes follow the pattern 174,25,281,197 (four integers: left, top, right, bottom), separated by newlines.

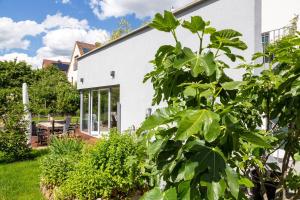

31,121,97,148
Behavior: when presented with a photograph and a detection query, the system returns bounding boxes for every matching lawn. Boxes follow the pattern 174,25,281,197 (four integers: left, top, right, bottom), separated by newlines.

0,151,47,200
32,115,80,124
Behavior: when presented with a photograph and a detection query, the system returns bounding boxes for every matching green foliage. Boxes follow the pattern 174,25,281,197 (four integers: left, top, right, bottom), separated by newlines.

40,137,83,187
53,131,147,199
245,31,300,198
30,65,79,115
110,18,132,41
49,136,83,155
139,12,272,199
0,103,30,161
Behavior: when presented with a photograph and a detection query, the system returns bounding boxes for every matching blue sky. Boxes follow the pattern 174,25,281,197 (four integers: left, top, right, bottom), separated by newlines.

0,0,299,67
0,0,152,66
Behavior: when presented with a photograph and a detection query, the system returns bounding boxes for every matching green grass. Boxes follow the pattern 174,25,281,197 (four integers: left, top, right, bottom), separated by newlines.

0,150,48,200
32,116,80,124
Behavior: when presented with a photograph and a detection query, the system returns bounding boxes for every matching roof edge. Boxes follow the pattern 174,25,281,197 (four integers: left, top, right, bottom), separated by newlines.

78,0,209,61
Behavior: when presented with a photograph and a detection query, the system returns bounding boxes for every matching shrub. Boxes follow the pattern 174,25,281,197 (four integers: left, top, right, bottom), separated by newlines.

0,129,30,162
57,130,147,199
49,136,83,155
40,137,83,187
0,103,31,162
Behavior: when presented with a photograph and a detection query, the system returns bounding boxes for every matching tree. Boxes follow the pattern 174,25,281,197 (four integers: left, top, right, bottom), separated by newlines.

0,60,34,160
29,65,79,115
0,60,34,124
245,31,300,199
110,18,132,41
138,11,270,199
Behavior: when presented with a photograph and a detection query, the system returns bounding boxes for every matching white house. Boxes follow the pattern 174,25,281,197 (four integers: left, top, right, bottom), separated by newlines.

77,0,263,137
67,41,96,86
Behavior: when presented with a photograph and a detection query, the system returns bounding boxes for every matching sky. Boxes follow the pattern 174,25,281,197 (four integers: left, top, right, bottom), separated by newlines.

0,0,299,68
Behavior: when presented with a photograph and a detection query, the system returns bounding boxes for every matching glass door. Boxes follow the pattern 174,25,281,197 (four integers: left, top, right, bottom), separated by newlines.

82,91,89,133
90,90,99,136
99,89,109,135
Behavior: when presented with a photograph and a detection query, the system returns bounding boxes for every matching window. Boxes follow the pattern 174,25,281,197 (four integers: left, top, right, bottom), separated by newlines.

73,55,79,71
82,48,90,54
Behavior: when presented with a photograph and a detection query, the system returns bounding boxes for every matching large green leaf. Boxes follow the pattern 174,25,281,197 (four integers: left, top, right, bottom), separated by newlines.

149,11,180,32
222,81,246,90
176,161,199,181
174,48,216,77
184,140,226,181
141,187,163,200
240,131,271,148
182,16,206,33
202,52,217,76
176,109,221,142
153,45,175,66
210,29,247,50
206,180,226,200
225,166,239,199
178,180,191,200
163,187,177,200
137,107,178,133
239,177,254,188
147,139,164,160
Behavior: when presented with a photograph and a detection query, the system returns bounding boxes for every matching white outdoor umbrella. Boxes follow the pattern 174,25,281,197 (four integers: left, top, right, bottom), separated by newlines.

22,83,32,146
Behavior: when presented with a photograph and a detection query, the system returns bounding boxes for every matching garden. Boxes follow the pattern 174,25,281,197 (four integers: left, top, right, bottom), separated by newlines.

0,11,300,200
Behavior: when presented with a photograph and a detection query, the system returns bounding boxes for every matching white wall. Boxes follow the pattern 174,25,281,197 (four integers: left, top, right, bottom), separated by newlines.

77,0,262,131
67,44,81,85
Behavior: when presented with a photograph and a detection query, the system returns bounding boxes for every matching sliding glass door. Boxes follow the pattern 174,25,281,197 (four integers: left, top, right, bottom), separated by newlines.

99,89,109,134
82,91,89,133
80,86,120,136
91,90,99,136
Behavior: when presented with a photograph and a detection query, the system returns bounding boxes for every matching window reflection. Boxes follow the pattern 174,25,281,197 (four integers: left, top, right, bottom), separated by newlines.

110,87,119,128
100,90,109,132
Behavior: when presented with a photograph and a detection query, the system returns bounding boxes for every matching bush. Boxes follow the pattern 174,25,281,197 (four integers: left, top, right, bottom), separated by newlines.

0,129,30,162
0,104,31,162
48,136,83,155
57,130,147,199
40,137,83,187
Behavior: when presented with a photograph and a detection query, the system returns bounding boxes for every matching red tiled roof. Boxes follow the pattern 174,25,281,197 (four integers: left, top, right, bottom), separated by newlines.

42,59,70,72
76,41,97,56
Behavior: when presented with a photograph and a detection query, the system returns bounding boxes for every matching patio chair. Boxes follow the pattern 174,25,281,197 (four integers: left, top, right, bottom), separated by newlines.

31,122,38,136
37,129,48,146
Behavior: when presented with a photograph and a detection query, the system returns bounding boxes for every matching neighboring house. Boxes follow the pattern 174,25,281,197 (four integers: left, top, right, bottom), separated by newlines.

42,59,70,73
67,41,96,86
76,0,278,137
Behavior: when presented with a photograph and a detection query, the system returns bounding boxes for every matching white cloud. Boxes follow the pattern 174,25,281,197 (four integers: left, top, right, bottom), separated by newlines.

42,13,89,30
37,27,108,58
89,0,192,20
61,0,71,4
0,52,40,67
0,17,44,50
0,13,109,67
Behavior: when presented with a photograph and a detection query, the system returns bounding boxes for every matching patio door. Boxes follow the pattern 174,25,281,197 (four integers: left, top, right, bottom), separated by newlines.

82,86,120,136
90,90,100,136
99,89,109,135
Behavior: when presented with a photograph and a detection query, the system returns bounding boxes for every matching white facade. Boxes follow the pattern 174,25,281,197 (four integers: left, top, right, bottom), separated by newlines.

77,0,262,134
67,43,81,85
